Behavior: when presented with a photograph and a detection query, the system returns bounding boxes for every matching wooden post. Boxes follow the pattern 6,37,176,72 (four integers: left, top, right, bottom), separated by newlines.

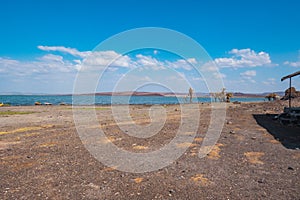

289,77,292,109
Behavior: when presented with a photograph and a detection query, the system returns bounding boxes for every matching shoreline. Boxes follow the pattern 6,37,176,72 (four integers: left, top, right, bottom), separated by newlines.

0,96,267,107
0,101,266,107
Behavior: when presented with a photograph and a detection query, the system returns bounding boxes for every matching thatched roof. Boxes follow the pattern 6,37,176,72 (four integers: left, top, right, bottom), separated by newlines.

281,71,300,81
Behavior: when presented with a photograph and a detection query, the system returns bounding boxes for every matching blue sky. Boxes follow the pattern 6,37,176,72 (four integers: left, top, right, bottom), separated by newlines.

1,0,300,94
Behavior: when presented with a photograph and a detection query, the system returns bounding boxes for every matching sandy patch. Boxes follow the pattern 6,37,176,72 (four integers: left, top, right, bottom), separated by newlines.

190,174,210,186
244,152,265,164
207,143,224,160
132,145,148,150
133,177,144,183
0,140,21,150
39,142,58,147
194,137,203,142
0,125,54,135
103,166,118,172
269,139,280,144
176,142,197,148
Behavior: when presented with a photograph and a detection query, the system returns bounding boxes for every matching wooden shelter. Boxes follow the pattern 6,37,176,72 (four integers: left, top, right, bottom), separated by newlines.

281,71,300,108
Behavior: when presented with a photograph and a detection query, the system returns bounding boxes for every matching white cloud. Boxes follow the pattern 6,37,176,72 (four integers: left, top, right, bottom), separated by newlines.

192,77,204,81
0,45,220,93
135,54,165,70
213,72,226,79
215,48,272,68
73,59,81,64
187,58,197,64
39,54,64,63
38,45,91,58
83,51,128,67
1,45,202,82
38,45,200,72
240,70,256,83
0,57,19,66
284,61,300,67
0,53,78,76
166,59,193,71
240,70,256,77
200,61,219,72
262,78,276,85
134,55,198,71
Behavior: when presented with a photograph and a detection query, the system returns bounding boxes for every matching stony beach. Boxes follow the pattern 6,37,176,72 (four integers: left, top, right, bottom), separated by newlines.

1,100,300,199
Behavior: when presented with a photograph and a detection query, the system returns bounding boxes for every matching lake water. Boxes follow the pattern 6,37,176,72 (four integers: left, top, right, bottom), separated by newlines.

0,95,266,106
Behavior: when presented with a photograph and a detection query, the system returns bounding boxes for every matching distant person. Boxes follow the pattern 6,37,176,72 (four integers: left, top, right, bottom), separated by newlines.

188,87,193,103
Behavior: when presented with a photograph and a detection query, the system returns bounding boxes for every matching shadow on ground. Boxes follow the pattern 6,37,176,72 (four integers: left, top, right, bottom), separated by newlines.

253,114,300,149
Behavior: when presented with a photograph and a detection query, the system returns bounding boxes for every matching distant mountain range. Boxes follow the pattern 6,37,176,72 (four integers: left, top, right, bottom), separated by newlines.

231,91,285,98
0,91,286,97
91,91,287,98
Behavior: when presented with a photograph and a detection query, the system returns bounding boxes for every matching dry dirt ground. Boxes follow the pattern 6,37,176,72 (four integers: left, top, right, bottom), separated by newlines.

1,101,300,199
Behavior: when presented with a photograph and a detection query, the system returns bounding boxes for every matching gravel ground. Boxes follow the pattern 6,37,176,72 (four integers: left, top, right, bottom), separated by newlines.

1,100,300,199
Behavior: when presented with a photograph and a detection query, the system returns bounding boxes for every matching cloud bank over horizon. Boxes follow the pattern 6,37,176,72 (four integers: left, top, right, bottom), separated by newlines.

0,45,299,94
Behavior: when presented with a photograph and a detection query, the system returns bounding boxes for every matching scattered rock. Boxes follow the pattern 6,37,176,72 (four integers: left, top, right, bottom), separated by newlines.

229,130,235,134
251,137,256,140
169,189,175,196
287,166,294,170
227,121,233,125
87,182,100,190
258,178,265,183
